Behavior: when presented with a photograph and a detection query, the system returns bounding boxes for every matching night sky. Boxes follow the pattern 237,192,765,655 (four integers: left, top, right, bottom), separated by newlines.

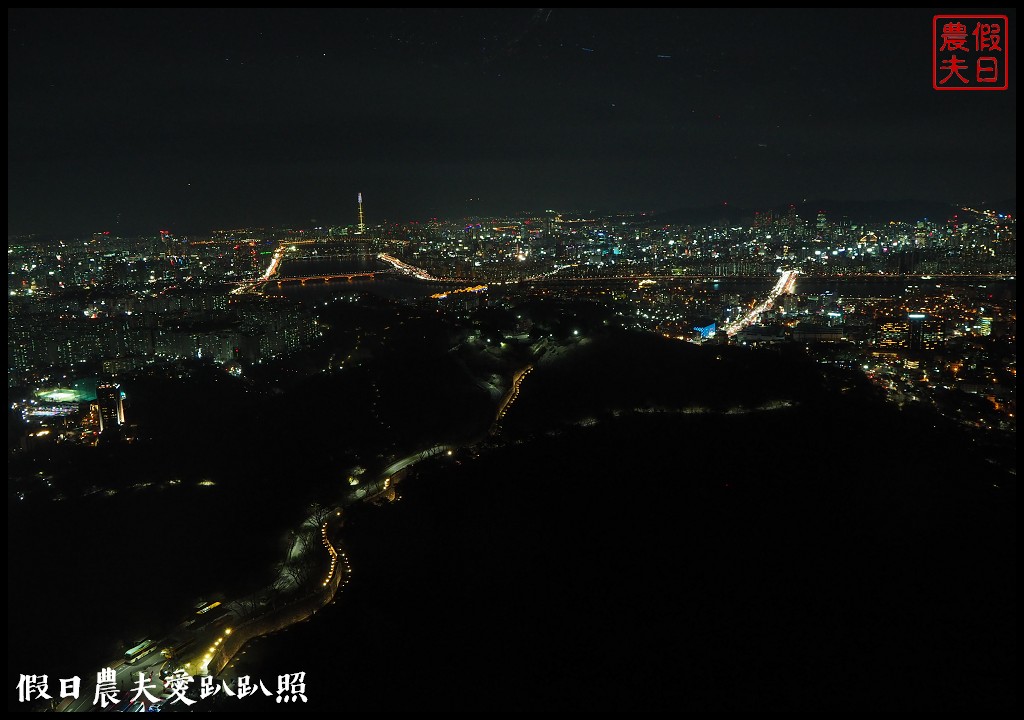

7,8,1017,235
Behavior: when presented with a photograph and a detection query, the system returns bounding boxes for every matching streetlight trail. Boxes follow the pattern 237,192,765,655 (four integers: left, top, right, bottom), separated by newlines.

723,269,798,337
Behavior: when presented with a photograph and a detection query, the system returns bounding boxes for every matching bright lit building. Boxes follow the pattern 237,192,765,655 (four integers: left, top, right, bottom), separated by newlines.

96,383,125,433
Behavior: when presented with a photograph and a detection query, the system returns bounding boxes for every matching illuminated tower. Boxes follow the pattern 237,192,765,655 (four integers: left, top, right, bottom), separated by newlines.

357,192,366,235
96,383,125,433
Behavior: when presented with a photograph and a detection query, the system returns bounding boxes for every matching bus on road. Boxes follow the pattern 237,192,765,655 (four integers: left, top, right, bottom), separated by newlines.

124,639,155,663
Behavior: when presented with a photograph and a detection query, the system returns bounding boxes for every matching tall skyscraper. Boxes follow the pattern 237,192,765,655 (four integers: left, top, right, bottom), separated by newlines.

96,383,125,433
816,210,828,239
907,313,926,352
357,192,366,235
978,316,993,336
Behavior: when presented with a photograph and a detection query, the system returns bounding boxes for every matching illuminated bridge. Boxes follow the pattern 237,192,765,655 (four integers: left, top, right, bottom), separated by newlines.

229,271,391,287
269,272,381,285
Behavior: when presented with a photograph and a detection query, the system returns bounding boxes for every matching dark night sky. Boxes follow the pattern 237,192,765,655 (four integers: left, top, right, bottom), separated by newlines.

7,8,1017,235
